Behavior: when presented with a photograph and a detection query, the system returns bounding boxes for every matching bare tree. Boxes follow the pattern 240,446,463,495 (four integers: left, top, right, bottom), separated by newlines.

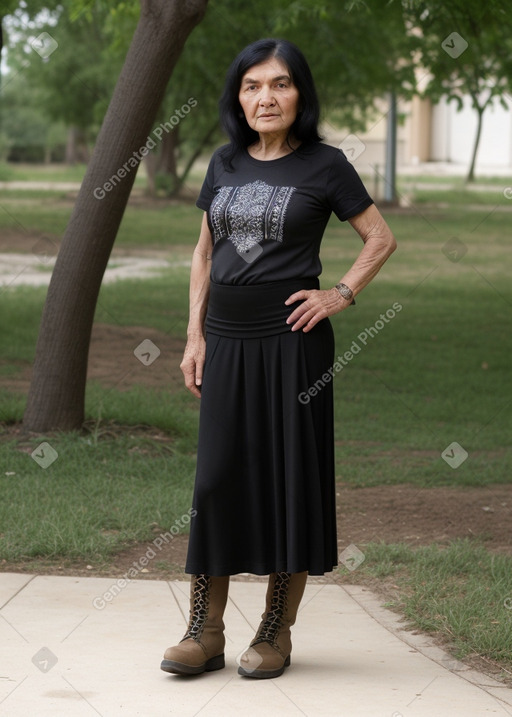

23,0,208,432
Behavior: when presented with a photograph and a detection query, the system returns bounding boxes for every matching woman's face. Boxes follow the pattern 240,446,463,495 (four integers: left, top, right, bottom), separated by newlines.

238,57,300,138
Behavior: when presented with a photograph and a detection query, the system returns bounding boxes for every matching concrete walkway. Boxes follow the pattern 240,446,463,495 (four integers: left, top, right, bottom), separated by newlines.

1,573,511,716
0,253,190,289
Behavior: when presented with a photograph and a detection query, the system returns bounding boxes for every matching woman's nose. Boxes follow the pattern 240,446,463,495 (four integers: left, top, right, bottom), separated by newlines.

259,87,275,105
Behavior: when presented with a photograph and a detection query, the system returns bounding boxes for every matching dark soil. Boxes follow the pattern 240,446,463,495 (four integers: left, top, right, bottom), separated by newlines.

2,229,512,686
1,312,510,578
2,480,510,581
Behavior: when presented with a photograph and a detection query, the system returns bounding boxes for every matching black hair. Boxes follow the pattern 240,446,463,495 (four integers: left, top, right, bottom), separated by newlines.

218,38,322,169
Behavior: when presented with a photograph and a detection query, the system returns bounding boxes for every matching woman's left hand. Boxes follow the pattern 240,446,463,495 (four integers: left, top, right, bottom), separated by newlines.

284,288,348,333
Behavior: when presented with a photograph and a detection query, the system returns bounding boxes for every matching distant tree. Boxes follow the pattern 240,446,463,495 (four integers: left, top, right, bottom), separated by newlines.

0,2,18,60
105,0,293,197
1,1,62,64
0,69,65,161
4,1,418,192
23,0,208,432
3,4,116,163
270,0,416,202
405,0,512,182
103,0,417,198
274,0,417,132
18,0,422,432
1,4,37,156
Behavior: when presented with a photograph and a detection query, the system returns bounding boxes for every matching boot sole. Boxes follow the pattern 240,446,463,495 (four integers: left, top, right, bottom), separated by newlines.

238,654,291,679
160,653,225,676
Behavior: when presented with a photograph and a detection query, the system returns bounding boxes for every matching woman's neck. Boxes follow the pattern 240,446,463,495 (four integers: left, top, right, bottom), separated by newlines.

247,133,300,161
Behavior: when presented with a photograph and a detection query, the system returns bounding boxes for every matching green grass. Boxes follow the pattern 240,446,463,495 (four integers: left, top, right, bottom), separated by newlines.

0,286,47,364
323,200,511,485
2,175,507,250
399,174,512,187
330,276,512,485
407,187,511,206
0,193,202,247
343,539,512,674
0,161,150,186
1,199,510,484
0,387,199,562
396,173,512,208
0,160,204,246
84,384,198,453
95,268,191,331
0,161,209,186
0,162,89,183
1,191,511,676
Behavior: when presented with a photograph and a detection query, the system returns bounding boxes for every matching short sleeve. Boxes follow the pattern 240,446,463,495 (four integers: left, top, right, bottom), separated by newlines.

197,145,232,211
196,152,218,211
326,149,373,221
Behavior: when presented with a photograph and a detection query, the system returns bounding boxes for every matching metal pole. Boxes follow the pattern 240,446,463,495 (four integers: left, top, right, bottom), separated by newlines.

384,90,397,203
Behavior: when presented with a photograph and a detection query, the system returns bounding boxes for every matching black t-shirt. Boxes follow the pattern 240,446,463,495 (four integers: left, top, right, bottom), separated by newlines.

196,142,373,285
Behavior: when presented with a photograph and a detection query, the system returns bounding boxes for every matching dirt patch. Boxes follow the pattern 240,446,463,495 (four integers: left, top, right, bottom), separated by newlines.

2,482,510,582
2,316,511,574
86,323,186,392
3,209,512,686
3,476,510,686
0,228,56,254
0,323,187,395
337,483,512,552
2,242,512,679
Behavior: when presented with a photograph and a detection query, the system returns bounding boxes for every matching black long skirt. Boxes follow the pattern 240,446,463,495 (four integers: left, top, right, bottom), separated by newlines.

185,278,338,576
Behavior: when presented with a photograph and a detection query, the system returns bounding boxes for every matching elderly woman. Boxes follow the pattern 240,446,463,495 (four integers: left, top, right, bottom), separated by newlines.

161,38,396,679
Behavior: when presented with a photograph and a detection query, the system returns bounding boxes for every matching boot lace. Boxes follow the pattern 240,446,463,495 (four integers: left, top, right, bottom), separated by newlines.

182,574,210,643
252,572,290,647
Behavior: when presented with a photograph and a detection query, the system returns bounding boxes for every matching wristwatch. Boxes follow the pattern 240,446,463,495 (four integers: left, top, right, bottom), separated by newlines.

334,282,354,302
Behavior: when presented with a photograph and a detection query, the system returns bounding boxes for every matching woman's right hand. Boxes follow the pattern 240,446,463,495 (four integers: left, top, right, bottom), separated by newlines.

180,332,206,399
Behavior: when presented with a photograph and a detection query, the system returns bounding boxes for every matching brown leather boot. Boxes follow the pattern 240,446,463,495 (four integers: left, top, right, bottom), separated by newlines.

238,571,307,679
161,574,229,675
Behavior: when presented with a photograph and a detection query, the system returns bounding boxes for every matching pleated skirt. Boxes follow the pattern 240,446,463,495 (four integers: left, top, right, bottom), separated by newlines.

185,278,338,576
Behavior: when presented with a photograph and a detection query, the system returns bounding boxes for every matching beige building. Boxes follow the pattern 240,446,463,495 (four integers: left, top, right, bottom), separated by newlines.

323,93,512,182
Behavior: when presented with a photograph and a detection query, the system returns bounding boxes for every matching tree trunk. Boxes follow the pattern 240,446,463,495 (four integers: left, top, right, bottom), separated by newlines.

173,119,219,197
144,150,158,197
157,124,179,177
145,114,180,196
65,126,79,164
23,0,208,433
466,104,484,183
65,128,89,164
155,125,180,195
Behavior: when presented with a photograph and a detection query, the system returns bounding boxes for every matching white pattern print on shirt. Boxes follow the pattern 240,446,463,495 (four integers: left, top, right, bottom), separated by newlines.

209,180,296,253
